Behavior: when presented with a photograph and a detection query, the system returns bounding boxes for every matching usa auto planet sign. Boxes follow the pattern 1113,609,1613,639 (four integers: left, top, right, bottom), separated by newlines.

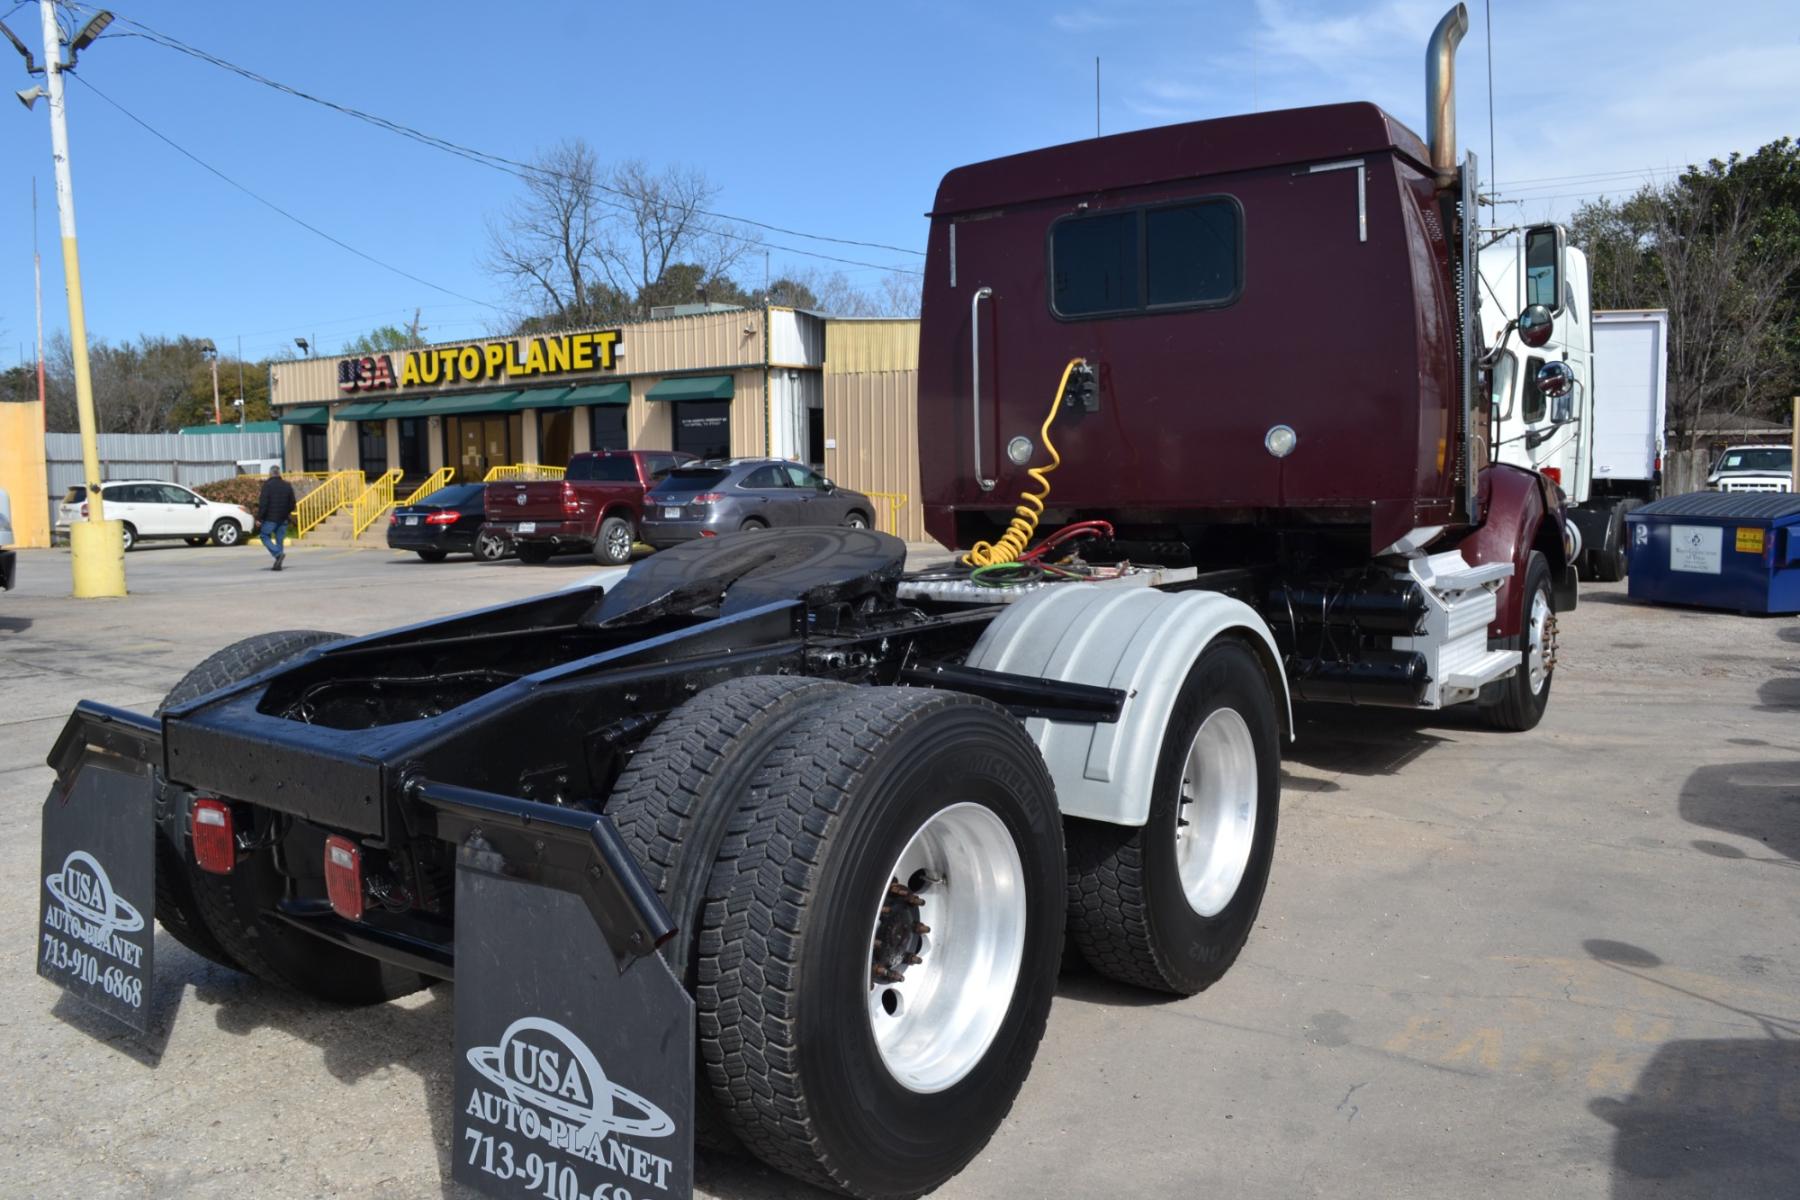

454,848,694,1200
38,762,156,1032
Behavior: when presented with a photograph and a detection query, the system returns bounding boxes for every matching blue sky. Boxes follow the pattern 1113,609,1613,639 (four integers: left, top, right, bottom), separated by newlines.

2,0,1794,366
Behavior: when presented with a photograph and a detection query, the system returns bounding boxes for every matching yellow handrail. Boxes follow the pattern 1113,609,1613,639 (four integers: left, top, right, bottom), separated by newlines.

351,469,405,538
292,470,364,538
864,490,910,536
398,466,457,508
483,462,567,482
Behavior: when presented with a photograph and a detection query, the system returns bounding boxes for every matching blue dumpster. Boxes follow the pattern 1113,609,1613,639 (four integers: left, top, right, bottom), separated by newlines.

1625,492,1800,614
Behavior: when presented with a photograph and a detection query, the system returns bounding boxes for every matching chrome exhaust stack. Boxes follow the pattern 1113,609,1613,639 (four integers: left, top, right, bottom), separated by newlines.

1426,4,1469,189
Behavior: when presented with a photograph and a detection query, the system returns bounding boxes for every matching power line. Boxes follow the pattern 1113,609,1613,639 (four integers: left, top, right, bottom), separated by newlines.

1494,165,1683,189
67,72,504,310
94,10,926,273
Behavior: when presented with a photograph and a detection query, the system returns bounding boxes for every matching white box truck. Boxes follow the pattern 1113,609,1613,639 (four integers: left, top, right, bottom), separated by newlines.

1579,309,1669,578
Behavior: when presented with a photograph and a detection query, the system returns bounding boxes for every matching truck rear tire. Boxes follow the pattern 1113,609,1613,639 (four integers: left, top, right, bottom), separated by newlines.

1064,638,1280,995
594,514,635,565
155,630,430,1005
1483,550,1555,731
608,674,849,1151
700,689,1064,1198
514,542,554,564
1593,500,1638,582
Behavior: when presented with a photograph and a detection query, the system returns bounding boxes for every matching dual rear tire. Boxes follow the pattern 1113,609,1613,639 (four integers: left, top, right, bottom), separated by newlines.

612,680,1067,1198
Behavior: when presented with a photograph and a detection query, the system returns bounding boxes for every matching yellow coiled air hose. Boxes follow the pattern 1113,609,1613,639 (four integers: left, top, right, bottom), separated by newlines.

962,357,1085,567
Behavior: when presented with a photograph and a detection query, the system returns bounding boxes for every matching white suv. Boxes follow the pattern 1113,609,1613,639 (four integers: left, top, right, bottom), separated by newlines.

57,480,255,551
1707,445,1793,494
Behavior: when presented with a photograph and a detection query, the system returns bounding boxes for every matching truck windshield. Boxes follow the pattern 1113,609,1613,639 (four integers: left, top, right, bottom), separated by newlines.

1716,448,1791,473
566,456,637,482
654,468,731,495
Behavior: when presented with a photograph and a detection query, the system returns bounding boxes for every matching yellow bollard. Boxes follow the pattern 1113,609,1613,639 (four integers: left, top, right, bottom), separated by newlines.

69,518,126,598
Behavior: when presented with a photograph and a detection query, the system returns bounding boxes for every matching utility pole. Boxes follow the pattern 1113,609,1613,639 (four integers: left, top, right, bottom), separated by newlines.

30,2,124,596
1791,396,1798,495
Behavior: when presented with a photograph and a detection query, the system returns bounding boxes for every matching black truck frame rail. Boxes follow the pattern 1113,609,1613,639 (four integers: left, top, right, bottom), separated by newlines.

47,530,1126,980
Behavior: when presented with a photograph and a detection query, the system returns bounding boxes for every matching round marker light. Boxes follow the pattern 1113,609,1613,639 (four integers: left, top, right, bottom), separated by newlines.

1007,436,1033,465
1264,424,1298,458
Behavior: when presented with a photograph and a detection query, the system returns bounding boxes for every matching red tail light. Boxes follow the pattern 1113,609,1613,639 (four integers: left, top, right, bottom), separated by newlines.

191,798,236,875
560,481,581,515
324,836,364,921
425,510,459,525
690,492,726,504
388,512,400,526
1542,467,1562,485
80,502,89,518
700,529,717,538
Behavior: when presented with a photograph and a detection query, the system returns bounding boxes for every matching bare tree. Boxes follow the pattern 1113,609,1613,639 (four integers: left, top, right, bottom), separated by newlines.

762,267,921,318
483,140,608,328
485,143,757,328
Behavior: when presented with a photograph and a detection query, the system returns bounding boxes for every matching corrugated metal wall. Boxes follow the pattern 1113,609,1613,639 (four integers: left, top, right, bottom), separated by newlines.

768,309,826,367
44,431,283,513
824,320,925,542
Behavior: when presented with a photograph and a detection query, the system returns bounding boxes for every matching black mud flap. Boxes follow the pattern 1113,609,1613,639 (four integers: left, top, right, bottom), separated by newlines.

38,759,157,1033
453,841,695,1200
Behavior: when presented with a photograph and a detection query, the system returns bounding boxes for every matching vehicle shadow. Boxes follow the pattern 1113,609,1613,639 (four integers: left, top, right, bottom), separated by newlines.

1590,1037,1800,1197
0,615,31,633
1779,625,1800,644
1285,705,1449,778
1678,760,1800,862
1582,937,1800,1197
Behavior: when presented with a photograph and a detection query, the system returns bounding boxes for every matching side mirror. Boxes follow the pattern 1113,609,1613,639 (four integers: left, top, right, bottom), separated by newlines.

1536,361,1576,424
1523,223,1566,312
818,478,835,492
1517,304,1555,349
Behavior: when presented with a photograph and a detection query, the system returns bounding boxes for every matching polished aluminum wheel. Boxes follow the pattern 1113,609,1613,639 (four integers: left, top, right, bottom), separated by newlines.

1176,707,1258,918
866,802,1025,1094
1526,587,1554,694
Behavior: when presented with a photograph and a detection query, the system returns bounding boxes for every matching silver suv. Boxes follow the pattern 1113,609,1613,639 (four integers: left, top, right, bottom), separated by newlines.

639,459,875,547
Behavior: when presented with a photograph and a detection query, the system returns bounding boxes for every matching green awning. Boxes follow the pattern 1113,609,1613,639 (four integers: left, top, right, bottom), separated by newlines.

645,374,733,402
375,391,523,418
562,381,629,406
331,401,387,421
501,382,627,410
277,405,329,425
503,386,574,411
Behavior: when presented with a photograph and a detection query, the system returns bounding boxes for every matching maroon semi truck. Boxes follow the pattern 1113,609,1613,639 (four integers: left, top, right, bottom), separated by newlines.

485,448,691,565
918,5,1574,731
42,8,1579,1200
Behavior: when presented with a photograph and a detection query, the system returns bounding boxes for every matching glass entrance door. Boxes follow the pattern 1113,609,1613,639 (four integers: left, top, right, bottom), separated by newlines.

445,412,522,481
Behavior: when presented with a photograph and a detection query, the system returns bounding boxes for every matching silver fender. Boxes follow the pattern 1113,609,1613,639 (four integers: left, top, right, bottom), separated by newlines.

967,586,1291,827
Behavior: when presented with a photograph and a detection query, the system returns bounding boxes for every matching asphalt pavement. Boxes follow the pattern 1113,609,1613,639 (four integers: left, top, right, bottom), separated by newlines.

2,541,1796,1199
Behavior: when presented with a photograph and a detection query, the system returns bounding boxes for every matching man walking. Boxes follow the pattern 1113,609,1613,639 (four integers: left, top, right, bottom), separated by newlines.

255,467,297,571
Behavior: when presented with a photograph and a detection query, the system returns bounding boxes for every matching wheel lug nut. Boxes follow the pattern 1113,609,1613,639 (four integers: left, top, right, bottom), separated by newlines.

903,953,922,965
905,895,925,907
913,922,930,934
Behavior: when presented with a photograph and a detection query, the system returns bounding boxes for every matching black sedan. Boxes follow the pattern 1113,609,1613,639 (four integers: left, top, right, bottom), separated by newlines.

387,483,510,562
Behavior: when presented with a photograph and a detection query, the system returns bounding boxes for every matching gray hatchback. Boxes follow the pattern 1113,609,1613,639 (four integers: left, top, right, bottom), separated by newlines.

639,459,876,547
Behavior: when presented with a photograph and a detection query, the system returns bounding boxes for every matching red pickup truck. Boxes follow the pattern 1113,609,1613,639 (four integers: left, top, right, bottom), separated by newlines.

484,449,692,565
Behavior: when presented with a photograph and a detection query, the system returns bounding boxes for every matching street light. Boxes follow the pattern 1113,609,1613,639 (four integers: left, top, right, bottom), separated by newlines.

198,338,222,425
294,337,310,356
6,3,124,598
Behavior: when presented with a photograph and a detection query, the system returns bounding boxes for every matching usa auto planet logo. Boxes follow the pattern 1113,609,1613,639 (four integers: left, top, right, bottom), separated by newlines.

43,850,146,965
466,1016,677,1190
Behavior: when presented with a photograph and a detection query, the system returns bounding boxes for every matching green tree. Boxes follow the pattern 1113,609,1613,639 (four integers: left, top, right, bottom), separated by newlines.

1569,138,1800,430
342,325,413,354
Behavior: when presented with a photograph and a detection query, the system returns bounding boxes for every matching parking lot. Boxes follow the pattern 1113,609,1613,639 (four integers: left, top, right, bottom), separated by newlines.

3,542,1796,1199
